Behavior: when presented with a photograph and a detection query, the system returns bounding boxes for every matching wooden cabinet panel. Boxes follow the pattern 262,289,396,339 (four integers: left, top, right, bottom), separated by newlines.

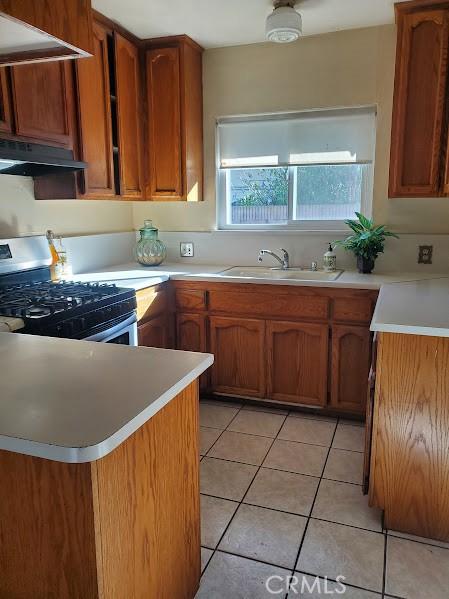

210,316,265,398
333,297,374,324
177,312,208,389
0,68,12,133
146,47,182,199
10,61,73,147
208,290,329,321
136,286,168,324
369,333,449,541
175,289,207,311
138,315,168,349
115,33,143,198
331,324,371,414
390,8,449,197
177,313,207,353
267,321,328,406
76,21,115,197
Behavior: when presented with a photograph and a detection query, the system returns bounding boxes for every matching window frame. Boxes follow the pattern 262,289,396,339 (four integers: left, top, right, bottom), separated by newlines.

215,109,375,231
217,163,373,231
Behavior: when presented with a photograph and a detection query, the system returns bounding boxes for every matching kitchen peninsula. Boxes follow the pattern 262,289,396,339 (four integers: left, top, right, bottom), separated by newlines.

368,279,449,542
0,333,213,599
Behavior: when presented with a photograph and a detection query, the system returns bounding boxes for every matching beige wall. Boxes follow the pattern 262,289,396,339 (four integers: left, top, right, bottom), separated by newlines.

3,24,449,237
134,24,449,234
0,175,133,238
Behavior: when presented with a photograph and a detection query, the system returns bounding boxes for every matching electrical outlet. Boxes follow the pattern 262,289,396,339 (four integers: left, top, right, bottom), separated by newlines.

180,242,194,257
418,245,433,265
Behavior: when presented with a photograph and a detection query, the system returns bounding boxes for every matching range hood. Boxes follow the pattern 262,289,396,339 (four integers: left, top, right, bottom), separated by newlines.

0,139,86,177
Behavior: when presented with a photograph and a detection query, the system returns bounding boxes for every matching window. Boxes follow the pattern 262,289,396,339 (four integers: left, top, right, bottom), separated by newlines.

217,108,376,230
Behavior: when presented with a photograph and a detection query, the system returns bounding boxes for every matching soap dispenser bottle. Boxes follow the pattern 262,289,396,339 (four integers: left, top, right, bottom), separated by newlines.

323,243,337,272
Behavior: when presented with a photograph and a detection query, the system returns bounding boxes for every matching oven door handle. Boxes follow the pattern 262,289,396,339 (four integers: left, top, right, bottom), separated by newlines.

83,313,137,344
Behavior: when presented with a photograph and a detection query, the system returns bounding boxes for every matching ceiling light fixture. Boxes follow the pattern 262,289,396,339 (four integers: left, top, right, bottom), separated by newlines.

266,0,302,43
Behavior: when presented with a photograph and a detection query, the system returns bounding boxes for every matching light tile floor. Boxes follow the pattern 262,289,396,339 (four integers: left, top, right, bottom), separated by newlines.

197,399,449,599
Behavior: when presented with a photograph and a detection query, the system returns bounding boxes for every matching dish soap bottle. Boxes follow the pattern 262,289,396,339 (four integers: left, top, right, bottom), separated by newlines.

46,230,60,281
54,236,72,280
323,243,337,272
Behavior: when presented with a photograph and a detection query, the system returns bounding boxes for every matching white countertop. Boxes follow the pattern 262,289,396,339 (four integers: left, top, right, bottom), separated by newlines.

75,262,448,291
371,278,449,338
0,333,213,463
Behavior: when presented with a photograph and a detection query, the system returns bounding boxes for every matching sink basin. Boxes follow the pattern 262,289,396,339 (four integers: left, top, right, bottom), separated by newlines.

220,267,343,282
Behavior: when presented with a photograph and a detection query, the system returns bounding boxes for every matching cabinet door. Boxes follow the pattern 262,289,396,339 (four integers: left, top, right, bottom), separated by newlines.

138,315,168,349
389,9,449,197
267,321,329,406
76,21,115,197
115,33,143,198
177,313,208,390
177,313,207,353
146,47,183,199
10,61,73,148
0,68,12,133
331,324,371,414
209,316,265,398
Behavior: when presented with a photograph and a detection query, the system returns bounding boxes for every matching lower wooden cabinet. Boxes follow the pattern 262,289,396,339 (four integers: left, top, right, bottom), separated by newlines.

267,320,328,406
209,316,265,398
173,282,376,415
330,324,371,414
177,312,208,390
138,315,168,349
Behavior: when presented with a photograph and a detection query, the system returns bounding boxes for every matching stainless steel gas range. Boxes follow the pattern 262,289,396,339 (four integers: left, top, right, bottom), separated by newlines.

0,236,138,345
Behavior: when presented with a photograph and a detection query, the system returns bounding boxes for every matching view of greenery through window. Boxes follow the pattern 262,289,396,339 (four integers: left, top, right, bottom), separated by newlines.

228,164,364,224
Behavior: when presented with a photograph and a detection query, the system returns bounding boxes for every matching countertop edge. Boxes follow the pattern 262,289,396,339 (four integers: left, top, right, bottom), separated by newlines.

0,353,214,464
370,323,449,338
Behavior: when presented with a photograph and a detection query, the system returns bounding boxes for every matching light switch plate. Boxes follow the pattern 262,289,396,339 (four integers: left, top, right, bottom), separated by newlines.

180,242,194,257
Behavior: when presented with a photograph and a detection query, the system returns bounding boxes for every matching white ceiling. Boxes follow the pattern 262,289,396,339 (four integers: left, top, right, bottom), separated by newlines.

92,0,407,49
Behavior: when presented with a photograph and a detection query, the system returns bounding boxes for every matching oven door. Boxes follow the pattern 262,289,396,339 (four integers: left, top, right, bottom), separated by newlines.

84,313,138,346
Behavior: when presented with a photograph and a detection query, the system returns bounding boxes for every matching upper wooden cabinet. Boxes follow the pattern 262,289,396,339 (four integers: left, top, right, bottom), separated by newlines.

145,38,203,201
10,61,74,148
389,2,449,197
0,60,75,148
0,68,11,133
76,21,115,197
0,0,93,66
115,33,143,198
76,20,143,199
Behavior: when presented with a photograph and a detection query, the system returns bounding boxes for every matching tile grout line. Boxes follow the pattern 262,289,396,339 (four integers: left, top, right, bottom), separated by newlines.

200,453,365,486
199,399,245,575
199,403,390,597
283,416,340,598
199,490,383,535
201,410,289,579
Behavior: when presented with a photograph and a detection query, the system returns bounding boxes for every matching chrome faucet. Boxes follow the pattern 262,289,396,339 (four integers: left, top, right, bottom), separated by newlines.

258,249,290,270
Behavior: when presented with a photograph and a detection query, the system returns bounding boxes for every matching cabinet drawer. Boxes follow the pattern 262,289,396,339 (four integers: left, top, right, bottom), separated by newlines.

137,287,168,323
332,297,374,324
175,289,207,311
209,290,329,321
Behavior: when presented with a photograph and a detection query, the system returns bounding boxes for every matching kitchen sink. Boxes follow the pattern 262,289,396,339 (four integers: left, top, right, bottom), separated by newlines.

219,267,343,281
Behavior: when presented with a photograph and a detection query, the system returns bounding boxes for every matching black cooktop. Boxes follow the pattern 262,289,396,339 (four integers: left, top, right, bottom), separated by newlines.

0,279,137,338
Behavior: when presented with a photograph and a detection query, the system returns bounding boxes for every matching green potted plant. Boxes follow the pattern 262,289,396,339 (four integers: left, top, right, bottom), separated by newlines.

335,212,399,274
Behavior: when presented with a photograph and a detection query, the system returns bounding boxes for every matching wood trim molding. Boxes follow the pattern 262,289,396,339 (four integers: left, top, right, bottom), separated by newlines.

143,34,204,53
395,0,449,19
